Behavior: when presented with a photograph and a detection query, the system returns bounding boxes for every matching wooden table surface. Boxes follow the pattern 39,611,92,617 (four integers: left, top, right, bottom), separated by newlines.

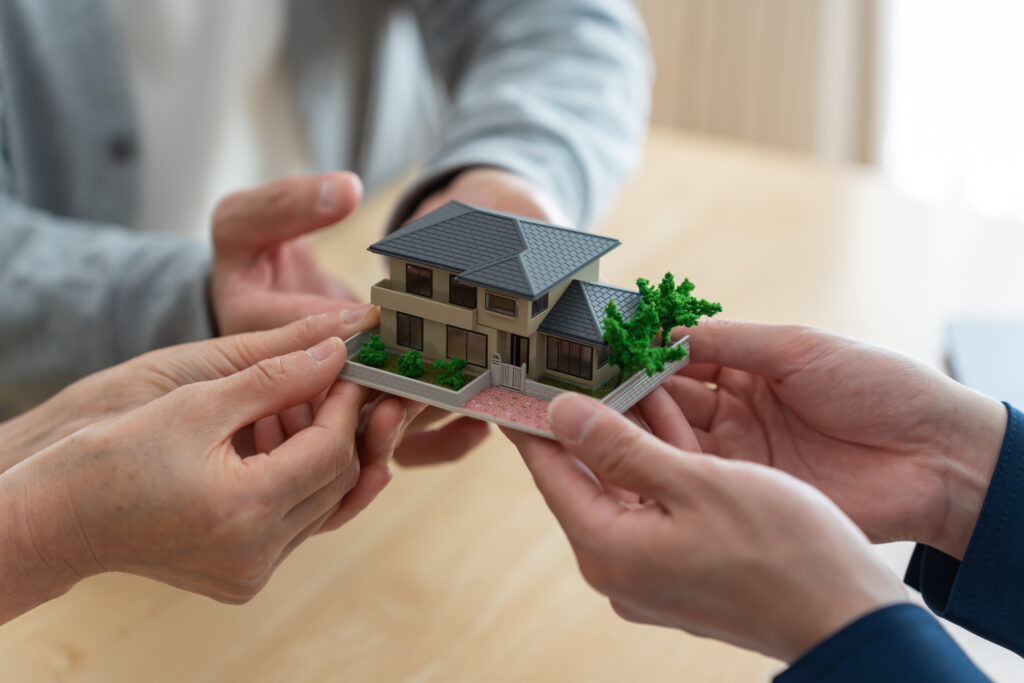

5,127,1024,682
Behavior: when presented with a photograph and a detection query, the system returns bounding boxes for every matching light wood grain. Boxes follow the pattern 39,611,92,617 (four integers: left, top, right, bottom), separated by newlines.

5,127,1024,682
635,0,884,162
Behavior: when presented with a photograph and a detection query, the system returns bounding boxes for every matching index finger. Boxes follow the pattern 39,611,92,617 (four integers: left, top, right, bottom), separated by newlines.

678,319,829,380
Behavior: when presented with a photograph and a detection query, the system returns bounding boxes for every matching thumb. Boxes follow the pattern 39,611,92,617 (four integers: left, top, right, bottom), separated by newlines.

213,172,363,253
203,306,378,377
548,393,692,504
204,336,348,432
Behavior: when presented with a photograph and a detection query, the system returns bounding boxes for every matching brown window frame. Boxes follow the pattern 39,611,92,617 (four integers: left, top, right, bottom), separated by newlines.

446,325,488,367
405,264,433,298
449,275,477,309
485,293,517,317
546,336,593,380
531,292,549,317
396,312,424,351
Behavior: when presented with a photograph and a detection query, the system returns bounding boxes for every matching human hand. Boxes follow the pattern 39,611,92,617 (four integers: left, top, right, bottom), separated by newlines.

666,319,1008,559
0,337,394,620
508,390,906,663
411,167,570,225
0,306,385,473
211,172,365,335
385,405,491,468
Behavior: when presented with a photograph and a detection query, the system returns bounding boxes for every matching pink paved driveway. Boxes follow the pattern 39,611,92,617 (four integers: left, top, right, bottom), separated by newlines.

463,387,552,434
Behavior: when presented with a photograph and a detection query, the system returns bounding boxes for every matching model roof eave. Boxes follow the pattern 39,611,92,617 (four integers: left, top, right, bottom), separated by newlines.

368,201,621,300
539,280,643,347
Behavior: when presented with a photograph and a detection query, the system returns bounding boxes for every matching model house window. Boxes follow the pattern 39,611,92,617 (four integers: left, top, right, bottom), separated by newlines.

546,336,593,380
447,325,488,367
531,293,549,317
405,264,433,298
396,312,423,351
449,275,477,308
596,345,610,368
485,293,517,317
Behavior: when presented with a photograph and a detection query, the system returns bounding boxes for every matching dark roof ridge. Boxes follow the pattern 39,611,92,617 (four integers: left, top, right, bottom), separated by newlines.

370,202,620,299
439,200,622,247
580,281,642,339
581,278,626,342
454,213,529,279
388,200,473,237
579,280,642,295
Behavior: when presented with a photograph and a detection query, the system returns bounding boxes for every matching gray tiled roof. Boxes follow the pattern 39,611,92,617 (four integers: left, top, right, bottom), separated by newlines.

539,280,642,346
368,201,620,298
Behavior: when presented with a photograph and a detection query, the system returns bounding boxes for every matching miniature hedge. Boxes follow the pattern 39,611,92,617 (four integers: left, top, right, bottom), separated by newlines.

434,356,469,390
398,350,425,378
358,334,387,368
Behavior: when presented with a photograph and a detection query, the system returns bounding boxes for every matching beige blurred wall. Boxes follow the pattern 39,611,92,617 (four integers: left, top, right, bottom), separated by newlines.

636,0,888,163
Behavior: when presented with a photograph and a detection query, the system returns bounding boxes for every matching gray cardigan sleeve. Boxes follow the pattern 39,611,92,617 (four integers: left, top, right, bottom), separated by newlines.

394,0,653,230
0,197,213,418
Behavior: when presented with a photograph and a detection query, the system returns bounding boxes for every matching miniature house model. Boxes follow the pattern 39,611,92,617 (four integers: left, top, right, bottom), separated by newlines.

368,201,643,389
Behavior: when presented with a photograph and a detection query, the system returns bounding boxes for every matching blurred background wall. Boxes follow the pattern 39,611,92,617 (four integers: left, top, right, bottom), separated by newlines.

635,0,1024,221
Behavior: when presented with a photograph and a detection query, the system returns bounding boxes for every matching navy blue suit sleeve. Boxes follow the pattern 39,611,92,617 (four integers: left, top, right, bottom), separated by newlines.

776,604,988,682
905,402,1024,655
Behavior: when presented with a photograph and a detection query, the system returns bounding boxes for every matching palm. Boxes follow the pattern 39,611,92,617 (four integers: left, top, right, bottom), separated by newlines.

669,340,955,545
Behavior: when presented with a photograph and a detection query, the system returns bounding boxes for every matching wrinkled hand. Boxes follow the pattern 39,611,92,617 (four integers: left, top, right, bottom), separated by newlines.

412,167,570,225
4,338,395,613
1,307,386,472
508,390,906,663
667,319,1008,559
211,172,365,335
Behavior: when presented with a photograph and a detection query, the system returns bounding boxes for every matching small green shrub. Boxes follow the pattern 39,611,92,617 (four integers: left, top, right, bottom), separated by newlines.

358,334,387,368
434,356,469,390
398,350,425,378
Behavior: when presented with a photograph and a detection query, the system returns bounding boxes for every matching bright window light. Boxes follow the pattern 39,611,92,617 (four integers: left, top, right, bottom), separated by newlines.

882,1,1024,221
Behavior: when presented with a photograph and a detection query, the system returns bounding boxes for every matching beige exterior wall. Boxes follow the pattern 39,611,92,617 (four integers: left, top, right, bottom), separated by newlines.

377,257,613,386
474,261,601,339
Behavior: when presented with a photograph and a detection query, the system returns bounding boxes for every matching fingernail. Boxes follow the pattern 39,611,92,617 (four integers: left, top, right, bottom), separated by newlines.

549,393,601,445
317,175,345,213
343,303,375,324
307,337,341,362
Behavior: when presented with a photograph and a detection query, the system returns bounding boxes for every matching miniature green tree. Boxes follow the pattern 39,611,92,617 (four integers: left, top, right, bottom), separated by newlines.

638,274,720,348
650,272,722,345
358,334,387,368
434,356,469,390
603,299,670,384
603,274,720,384
398,350,425,378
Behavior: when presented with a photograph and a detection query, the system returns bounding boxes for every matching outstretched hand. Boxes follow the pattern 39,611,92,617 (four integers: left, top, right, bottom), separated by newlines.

211,172,365,335
666,319,1007,559
508,390,906,663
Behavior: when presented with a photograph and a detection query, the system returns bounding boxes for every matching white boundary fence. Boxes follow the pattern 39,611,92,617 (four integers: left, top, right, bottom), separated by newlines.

602,336,691,413
342,328,691,418
341,330,491,408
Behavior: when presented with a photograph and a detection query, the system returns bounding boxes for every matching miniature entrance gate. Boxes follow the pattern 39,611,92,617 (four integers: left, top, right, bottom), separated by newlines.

490,353,526,392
